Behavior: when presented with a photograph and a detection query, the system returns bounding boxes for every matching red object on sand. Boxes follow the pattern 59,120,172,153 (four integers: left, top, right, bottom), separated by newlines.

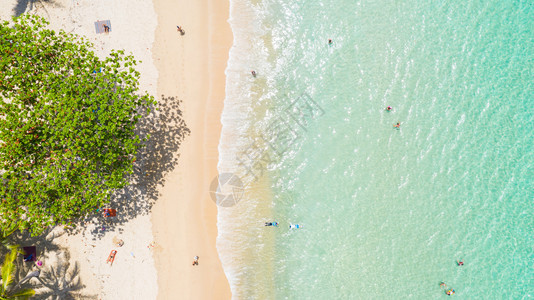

103,208,116,217
106,250,117,266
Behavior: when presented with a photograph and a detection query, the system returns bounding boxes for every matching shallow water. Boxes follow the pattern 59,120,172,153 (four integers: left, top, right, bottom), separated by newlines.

218,0,534,298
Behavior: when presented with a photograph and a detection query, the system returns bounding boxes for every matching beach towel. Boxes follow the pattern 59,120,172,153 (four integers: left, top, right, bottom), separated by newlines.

94,20,112,34
103,208,117,217
22,246,36,262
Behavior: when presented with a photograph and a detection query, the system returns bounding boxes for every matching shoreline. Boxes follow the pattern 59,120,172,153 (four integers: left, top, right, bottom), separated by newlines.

0,0,232,297
150,0,232,298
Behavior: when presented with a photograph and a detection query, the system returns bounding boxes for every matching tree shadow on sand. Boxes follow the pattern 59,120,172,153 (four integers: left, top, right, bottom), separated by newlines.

10,228,63,262
3,231,96,299
32,251,97,300
66,95,190,239
13,0,59,17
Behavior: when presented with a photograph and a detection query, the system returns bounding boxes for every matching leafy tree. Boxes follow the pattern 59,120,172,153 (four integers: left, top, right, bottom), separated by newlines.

0,15,155,235
0,248,35,300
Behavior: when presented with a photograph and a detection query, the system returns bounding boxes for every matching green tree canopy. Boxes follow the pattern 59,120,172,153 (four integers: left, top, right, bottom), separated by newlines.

0,15,155,235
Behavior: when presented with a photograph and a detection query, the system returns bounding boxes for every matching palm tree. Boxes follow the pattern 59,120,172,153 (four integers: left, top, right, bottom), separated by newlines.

0,248,35,300
0,226,20,253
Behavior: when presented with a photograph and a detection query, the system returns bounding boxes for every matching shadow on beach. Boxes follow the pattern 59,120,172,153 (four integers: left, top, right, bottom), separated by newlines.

66,94,190,239
13,0,59,17
5,230,97,300
32,252,96,300
3,93,189,295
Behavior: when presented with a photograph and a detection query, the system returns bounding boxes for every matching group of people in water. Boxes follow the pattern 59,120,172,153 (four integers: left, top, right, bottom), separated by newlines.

265,222,300,229
440,260,464,296
440,282,455,296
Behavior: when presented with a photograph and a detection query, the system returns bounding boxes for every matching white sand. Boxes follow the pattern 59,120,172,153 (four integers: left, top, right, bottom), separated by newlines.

1,0,234,297
150,0,233,298
1,0,158,299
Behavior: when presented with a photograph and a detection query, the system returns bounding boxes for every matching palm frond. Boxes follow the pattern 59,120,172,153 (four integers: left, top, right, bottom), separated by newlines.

1,226,19,253
10,288,36,300
1,226,17,239
0,249,17,292
5,246,22,255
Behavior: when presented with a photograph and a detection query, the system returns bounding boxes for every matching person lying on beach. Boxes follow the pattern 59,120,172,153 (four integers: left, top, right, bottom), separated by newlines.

103,24,110,33
177,26,185,35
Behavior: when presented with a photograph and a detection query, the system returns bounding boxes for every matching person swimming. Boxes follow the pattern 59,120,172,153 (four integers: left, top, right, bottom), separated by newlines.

328,39,333,45
394,122,400,128
289,224,300,229
457,260,464,266
251,70,257,77
386,106,392,111
265,222,278,227
446,289,455,296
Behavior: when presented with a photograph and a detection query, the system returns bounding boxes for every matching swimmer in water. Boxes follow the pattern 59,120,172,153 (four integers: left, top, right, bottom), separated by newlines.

457,260,464,266
289,224,300,229
251,70,257,77
386,106,392,111
328,39,332,45
446,289,455,296
265,222,278,227
394,122,400,128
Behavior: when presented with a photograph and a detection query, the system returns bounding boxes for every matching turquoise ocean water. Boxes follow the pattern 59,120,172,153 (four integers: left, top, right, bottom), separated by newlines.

217,0,533,299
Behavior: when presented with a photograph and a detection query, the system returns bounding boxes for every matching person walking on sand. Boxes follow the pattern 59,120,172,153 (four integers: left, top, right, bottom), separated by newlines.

177,26,185,35
192,255,199,266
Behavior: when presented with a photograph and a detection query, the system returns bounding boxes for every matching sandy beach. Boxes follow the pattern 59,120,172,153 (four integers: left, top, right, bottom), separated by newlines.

151,0,232,298
0,0,231,298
